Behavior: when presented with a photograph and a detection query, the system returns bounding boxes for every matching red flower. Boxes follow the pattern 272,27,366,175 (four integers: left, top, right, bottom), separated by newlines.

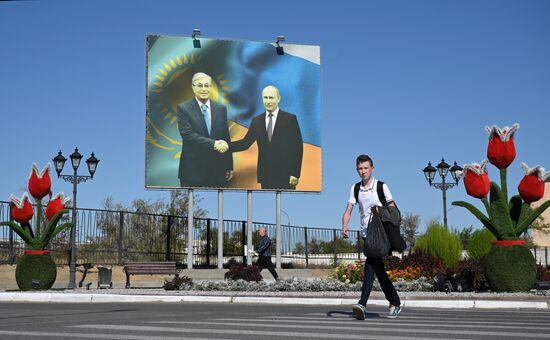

46,192,71,220
461,160,490,199
28,163,52,200
9,193,34,225
485,123,519,169
518,163,550,203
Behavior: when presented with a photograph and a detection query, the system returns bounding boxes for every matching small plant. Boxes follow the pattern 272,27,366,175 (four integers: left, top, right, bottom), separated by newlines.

415,223,462,267
402,249,446,280
163,275,193,290
453,256,488,291
224,263,262,282
467,228,495,260
387,266,422,281
333,261,364,284
536,265,550,281
383,255,403,271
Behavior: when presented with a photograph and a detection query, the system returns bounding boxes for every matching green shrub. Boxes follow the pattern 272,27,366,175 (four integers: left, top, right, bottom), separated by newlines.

224,263,262,282
415,223,462,267
15,253,57,291
467,228,496,259
485,245,536,291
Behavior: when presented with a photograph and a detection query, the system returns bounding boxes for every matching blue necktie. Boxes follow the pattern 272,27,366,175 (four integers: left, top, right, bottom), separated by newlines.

201,104,211,135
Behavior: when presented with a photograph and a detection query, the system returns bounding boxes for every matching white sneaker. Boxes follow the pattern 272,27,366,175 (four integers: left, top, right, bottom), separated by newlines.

352,303,366,320
387,305,401,319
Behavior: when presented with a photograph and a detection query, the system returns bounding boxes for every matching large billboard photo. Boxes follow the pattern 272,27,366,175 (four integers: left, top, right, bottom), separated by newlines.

146,35,321,192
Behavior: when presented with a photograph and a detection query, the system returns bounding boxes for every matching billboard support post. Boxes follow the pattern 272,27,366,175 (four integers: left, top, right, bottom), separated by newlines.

187,189,194,269
276,191,282,269
247,191,253,265
217,190,224,269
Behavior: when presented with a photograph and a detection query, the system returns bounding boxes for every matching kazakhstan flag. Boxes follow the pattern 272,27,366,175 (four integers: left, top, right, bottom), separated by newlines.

146,35,321,191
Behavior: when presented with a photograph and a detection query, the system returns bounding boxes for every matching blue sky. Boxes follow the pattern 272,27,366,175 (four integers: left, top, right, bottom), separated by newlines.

1,0,549,233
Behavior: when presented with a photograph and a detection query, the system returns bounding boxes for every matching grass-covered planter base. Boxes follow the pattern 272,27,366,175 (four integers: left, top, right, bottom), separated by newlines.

485,241,536,292
15,251,57,291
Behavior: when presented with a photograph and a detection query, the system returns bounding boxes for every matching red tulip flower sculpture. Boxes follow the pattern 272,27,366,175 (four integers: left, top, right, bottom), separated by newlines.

1,163,73,250
452,124,550,291
0,163,74,290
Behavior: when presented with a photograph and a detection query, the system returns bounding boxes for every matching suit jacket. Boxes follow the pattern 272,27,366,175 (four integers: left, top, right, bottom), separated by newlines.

232,109,303,189
177,99,233,188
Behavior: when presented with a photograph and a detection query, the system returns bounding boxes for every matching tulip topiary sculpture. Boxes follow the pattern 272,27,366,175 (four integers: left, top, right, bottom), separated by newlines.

0,163,73,290
453,124,550,291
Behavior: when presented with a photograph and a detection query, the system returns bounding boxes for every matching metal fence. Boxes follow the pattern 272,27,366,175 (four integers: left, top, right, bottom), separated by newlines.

1,201,548,268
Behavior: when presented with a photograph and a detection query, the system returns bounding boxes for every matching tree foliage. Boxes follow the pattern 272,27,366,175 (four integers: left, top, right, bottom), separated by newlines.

401,212,420,251
81,191,207,263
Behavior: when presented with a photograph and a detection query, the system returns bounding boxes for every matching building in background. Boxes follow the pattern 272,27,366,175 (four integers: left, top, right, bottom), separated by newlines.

532,183,550,247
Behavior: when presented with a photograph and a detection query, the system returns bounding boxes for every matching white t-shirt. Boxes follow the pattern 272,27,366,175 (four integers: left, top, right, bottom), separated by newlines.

348,178,393,236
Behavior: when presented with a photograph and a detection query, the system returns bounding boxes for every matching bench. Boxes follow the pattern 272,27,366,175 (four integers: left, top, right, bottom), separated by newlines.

123,261,178,289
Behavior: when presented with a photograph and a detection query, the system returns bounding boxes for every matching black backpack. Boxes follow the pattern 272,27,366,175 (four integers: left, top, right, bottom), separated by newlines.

354,180,407,253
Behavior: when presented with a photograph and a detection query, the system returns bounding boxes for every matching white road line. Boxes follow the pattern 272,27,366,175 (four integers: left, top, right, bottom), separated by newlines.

151,319,550,331
230,316,550,327
67,324,465,340
0,330,227,340
72,321,550,338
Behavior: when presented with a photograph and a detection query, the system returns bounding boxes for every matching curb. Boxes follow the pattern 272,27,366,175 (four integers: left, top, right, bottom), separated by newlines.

0,292,548,309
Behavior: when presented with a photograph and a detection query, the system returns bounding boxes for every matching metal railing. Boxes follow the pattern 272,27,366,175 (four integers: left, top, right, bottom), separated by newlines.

1,201,548,268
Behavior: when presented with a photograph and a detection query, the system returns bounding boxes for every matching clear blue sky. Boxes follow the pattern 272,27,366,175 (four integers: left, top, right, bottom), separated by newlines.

1,0,549,233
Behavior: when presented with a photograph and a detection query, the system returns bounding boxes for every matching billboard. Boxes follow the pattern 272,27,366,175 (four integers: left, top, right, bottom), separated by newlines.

146,35,321,192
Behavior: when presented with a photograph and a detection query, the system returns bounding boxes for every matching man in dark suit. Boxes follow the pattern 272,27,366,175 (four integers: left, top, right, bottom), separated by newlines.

177,72,233,188
232,85,303,190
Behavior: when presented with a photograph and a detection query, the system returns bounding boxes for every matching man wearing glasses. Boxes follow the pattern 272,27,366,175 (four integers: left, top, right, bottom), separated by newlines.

176,72,233,188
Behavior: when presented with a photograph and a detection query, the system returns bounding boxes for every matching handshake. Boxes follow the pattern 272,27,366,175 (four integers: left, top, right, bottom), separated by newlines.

213,140,229,153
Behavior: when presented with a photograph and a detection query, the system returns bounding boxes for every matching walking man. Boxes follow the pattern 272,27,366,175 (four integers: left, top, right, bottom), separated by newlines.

252,227,279,280
342,154,401,320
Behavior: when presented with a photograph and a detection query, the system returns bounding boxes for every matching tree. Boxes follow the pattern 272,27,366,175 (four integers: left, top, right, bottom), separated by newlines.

459,226,475,249
401,212,420,251
83,191,207,263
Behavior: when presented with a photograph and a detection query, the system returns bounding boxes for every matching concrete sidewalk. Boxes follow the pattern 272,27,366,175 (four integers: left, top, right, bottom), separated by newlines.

1,288,549,309
1,266,549,309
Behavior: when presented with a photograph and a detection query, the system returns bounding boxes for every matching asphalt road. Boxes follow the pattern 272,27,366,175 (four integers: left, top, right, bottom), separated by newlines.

0,302,549,339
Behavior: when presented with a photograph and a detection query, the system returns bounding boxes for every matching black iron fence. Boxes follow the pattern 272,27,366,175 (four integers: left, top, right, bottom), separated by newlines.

1,200,548,268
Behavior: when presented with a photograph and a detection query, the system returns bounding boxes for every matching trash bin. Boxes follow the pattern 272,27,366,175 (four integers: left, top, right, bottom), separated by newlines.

97,266,113,289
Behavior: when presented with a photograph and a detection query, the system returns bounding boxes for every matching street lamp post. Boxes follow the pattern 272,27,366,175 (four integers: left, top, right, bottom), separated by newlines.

422,158,462,228
52,148,99,289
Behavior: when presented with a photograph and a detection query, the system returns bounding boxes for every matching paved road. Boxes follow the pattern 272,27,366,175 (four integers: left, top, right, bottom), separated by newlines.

0,302,549,339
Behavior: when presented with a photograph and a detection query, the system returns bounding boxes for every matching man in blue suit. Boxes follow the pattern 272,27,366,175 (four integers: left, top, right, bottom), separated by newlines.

177,72,233,188
232,85,303,190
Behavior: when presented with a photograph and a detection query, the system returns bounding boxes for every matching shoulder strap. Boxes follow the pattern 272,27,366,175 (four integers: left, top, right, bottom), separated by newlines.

353,182,361,202
377,180,387,206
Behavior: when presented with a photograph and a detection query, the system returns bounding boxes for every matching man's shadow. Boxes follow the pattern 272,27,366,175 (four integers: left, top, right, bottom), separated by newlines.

326,311,382,319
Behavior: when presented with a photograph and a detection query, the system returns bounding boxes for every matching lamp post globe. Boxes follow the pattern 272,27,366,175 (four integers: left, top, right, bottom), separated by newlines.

422,162,437,185
52,151,67,177
69,148,83,171
450,161,463,184
86,153,100,178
